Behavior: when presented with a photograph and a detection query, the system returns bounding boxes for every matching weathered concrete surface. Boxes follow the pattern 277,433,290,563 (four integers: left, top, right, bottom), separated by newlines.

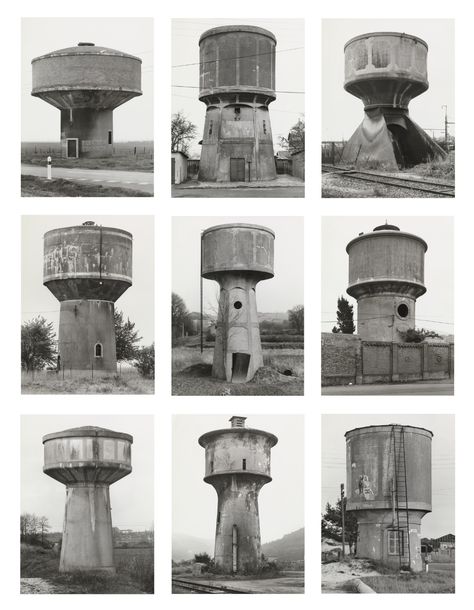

43,426,133,573
32,43,142,158
346,225,427,342
43,223,133,374
342,32,446,168
322,380,454,395
198,26,277,182
202,224,274,383
345,425,432,572
199,419,278,574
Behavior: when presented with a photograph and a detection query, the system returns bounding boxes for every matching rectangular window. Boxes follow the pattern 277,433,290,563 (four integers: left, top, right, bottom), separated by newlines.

209,120,213,136
210,460,214,472
263,120,267,134
108,130,112,145
388,530,404,555
242,459,247,470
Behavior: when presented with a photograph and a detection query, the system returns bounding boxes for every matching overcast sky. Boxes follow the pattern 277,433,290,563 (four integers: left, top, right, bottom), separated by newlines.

322,19,455,141
172,18,304,157
173,414,304,545
321,216,454,336
22,216,154,346
21,415,154,531
321,414,455,539
21,18,153,142
172,216,304,314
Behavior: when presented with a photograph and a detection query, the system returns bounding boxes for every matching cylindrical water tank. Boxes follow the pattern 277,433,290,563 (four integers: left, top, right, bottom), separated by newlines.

43,223,133,302
201,223,274,279
346,224,427,300
345,424,432,513
199,25,276,100
32,43,142,109
344,32,428,109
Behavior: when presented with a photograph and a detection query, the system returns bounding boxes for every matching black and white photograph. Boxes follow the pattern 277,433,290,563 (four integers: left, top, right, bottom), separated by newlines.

172,414,304,593
21,216,155,394
321,414,455,594
321,217,454,395
321,19,454,198
21,415,154,594
171,18,304,198
172,217,304,395
21,17,154,197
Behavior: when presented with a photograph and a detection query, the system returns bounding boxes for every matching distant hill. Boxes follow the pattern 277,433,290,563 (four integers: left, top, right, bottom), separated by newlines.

258,312,289,323
172,533,213,562
262,528,304,561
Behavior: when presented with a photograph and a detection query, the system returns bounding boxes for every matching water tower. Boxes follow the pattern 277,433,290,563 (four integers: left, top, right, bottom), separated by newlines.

201,223,274,382
198,25,277,182
341,32,446,169
199,416,278,574
43,221,133,376
43,426,133,573
32,42,142,158
345,424,432,572
346,222,427,341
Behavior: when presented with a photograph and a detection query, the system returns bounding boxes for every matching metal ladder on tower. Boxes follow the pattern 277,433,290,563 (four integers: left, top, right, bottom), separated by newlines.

390,425,411,571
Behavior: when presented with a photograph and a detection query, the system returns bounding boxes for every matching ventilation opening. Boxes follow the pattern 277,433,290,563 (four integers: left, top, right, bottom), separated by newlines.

94,343,103,358
397,303,409,318
282,369,293,376
108,130,112,145
231,353,250,383
210,460,214,472
242,459,246,470
234,301,242,309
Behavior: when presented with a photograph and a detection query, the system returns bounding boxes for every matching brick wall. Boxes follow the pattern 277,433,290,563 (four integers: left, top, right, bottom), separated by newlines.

321,332,361,386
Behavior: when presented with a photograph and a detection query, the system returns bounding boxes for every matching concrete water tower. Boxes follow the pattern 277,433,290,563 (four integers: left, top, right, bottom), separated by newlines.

43,221,133,375
198,25,277,182
43,426,133,573
345,424,432,572
201,223,274,382
341,32,446,169
198,416,278,574
346,222,427,341
32,42,142,158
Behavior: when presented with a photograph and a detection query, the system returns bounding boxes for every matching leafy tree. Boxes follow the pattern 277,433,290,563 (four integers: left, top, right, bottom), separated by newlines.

332,296,355,334
279,117,305,154
172,292,189,337
194,552,212,565
400,327,442,343
21,317,56,372
171,111,198,155
134,344,155,379
114,310,142,361
321,498,358,555
38,516,50,545
288,305,304,334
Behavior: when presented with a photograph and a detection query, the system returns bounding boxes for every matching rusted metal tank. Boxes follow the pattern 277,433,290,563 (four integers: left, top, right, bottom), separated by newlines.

43,426,133,573
345,424,432,572
43,222,133,375
198,25,277,182
201,224,274,382
32,42,142,157
346,223,427,341
199,416,278,574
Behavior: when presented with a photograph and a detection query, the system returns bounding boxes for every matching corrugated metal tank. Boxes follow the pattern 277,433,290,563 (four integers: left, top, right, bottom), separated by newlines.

344,32,428,109
199,26,276,100
345,424,432,513
201,223,274,279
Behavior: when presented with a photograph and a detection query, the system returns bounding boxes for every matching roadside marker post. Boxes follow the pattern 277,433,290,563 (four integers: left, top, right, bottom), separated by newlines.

47,156,52,180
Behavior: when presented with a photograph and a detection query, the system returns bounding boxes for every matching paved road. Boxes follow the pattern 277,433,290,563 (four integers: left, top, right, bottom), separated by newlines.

22,164,154,194
322,382,454,396
172,186,304,198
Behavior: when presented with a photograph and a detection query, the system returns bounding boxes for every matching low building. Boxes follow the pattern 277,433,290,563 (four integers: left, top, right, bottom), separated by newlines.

435,534,455,550
172,151,188,184
291,150,305,180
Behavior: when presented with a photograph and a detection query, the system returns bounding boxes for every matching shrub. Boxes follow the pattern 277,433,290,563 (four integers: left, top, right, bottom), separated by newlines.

134,344,155,379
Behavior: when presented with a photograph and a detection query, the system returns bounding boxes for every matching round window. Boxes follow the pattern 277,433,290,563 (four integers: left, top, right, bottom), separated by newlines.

397,303,409,318
234,301,242,310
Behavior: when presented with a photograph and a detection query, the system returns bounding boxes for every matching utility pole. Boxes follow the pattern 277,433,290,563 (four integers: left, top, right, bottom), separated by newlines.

442,105,448,149
341,483,346,559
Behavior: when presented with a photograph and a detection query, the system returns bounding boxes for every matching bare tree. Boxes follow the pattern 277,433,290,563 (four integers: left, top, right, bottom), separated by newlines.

171,111,198,155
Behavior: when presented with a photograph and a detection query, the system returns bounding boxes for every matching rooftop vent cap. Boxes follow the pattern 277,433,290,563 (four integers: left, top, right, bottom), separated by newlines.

82,221,96,226
229,416,247,428
78,42,95,46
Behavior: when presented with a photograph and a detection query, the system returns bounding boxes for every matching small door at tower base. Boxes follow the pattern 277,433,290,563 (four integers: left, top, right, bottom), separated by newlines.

232,353,251,383
230,158,246,182
67,138,79,159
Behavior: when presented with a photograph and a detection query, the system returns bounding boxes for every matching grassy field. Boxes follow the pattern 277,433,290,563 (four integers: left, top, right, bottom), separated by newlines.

21,544,153,594
360,568,455,594
21,175,151,197
172,345,304,396
21,369,154,394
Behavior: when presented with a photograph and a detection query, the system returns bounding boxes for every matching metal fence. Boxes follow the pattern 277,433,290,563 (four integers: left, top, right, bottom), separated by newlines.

321,141,345,165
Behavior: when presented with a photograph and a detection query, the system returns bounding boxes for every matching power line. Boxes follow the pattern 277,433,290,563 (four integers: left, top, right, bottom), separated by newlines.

172,46,304,68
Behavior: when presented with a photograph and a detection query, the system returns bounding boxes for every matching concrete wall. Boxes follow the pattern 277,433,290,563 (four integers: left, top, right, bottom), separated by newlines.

172,152,188,184
321,332,454,386
60,109,113,158
292,151,305,179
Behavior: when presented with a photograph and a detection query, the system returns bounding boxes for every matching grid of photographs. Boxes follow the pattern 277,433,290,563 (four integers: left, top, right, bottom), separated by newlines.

6,2,465,607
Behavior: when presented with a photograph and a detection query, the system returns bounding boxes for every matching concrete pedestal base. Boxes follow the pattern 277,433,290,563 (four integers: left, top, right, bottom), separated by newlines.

60,484,115,573
61,108,113,158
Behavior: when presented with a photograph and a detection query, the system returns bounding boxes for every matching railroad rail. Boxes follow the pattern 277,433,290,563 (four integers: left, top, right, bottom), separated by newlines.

172,578,251,594
322,164,455,197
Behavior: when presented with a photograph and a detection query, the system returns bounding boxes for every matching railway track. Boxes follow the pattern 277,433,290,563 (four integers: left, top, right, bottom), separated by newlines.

322,164,455,197
172,578,251,594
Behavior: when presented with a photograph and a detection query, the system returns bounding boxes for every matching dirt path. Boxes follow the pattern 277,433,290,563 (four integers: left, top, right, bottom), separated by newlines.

321,560,380,594
21,578,71,594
